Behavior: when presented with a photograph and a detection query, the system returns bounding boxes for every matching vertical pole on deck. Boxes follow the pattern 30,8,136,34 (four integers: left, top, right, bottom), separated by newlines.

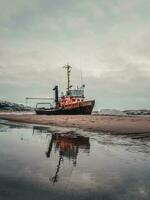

63,64,72,92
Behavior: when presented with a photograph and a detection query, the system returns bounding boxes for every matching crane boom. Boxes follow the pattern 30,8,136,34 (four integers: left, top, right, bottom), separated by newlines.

25,97,54,100
25,97,54,104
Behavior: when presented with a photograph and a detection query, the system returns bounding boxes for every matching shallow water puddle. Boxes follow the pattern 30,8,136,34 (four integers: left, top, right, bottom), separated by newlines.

0,120,150,200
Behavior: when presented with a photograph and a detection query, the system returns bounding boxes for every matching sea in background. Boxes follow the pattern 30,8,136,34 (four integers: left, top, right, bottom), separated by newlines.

0,120,150,200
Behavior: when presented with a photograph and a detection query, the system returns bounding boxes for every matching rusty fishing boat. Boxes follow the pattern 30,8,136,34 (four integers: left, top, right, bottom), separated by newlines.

26,64,95,115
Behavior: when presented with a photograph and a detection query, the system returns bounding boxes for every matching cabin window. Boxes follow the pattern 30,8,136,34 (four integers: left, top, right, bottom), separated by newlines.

77,99,80,101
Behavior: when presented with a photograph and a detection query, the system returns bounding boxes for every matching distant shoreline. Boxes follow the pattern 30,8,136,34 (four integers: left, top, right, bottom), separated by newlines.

0,112,150,135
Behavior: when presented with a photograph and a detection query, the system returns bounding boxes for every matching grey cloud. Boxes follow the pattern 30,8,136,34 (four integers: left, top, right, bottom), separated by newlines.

0,0,149,109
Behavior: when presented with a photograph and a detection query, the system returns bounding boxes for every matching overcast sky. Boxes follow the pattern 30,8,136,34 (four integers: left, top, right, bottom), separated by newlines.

0,0,150,110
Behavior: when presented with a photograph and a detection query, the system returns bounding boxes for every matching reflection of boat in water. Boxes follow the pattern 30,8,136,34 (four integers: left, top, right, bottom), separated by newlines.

46,132,90,183
32,126,50,135
31,126,90,183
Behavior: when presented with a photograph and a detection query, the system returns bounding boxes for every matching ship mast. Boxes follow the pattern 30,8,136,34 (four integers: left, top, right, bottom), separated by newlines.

63,64,72,92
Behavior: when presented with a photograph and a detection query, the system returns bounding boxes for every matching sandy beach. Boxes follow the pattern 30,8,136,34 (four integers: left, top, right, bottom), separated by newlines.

0,112,150,134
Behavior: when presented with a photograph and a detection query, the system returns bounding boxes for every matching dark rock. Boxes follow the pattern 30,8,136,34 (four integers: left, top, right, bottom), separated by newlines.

0,101,34,111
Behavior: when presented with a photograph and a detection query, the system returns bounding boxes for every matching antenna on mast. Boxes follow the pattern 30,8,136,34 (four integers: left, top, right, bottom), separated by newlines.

63,64,72,91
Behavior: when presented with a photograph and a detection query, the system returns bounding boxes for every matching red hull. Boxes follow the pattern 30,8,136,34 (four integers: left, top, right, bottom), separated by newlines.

35,100,95,115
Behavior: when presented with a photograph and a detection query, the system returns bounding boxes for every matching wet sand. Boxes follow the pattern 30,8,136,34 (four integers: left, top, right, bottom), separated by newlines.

0,112,150,134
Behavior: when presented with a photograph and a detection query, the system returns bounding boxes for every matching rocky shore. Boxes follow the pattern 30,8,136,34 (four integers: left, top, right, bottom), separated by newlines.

0,101,33,111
